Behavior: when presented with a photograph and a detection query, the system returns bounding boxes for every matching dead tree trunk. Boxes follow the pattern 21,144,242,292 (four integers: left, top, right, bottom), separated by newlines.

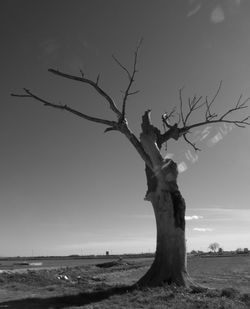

138,163,188,286
138,111,192,287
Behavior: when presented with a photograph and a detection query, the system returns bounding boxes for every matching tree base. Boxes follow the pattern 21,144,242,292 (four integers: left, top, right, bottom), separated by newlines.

136,261,206,291
137,270,193,288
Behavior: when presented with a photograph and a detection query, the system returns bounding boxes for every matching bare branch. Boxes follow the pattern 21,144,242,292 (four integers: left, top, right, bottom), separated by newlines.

204,82,222,121
160,82,250,150
104,127,118,133
48,68,122,118
96,74,100,85
184,95,204,125
127,90,140,96
11,89,153,169
11,89,116,127
11,43,155,171
219,95,250,121
183,134,201,152
179,82,223,128
112,54,132,80
162,107,176,130
123,122,153,169
179,87,185,126
80,69,84,78
115,38,143,122
208,80,222,108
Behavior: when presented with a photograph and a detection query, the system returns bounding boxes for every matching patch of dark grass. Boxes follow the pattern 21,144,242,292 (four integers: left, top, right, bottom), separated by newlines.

46,286,56,292
205,289,221,298
240,293,250,306
221,287,239,299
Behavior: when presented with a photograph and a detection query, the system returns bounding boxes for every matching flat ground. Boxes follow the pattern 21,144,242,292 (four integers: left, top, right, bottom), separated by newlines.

0,255,250,308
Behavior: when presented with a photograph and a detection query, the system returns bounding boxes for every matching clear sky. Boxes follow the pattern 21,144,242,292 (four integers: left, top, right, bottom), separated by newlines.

1,0,250,256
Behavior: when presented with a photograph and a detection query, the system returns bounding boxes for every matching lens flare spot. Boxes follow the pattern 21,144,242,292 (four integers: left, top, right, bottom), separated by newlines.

207,132,223,146
178,162,187,173
200,126,212,141
185,149,198,163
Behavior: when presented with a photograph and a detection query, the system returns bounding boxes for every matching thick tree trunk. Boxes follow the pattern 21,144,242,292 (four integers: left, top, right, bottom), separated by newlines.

138,111,195,287
138,163,190,287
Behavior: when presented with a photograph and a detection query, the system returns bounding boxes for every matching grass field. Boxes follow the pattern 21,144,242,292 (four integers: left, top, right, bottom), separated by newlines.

0,255,249,308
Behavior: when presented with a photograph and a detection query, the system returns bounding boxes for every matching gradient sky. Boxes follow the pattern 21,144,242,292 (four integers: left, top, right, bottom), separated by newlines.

1,0,250,256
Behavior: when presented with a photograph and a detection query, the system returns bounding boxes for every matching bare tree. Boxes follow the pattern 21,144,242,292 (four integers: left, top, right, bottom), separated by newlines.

208,242,220,253
11,42,250,287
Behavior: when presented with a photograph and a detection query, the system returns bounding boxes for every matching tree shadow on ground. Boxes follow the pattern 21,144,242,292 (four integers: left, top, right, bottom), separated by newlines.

0,285,135,309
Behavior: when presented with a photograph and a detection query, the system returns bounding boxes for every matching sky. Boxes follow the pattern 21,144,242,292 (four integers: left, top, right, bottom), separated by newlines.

1,0,250,256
